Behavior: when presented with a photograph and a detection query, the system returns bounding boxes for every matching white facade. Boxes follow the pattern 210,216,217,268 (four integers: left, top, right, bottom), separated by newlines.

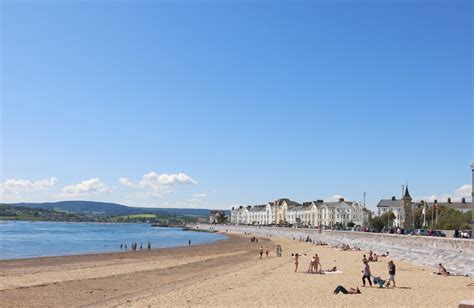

231,198,369,227
376,198,405,227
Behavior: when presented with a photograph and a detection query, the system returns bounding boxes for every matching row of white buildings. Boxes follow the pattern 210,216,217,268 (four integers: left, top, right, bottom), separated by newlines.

230,198,370,227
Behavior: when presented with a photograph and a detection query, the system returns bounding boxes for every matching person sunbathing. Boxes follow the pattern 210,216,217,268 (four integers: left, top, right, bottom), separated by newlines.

323,266,338,272
434,263,450,276
333,285,361,294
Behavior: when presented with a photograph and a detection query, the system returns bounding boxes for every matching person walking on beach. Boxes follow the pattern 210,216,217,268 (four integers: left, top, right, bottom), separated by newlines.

188,240,191,246
120,244,123,249
265,246,269,257
259,246,264,259
362,261,372,287
147,241,151,250
140,243,143,251
386,260,396,287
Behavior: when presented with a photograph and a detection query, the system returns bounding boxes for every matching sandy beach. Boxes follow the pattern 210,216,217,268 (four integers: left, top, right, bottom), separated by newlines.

1,231,472,307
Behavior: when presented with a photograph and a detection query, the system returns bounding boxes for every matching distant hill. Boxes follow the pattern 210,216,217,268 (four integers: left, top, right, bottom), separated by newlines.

5,201,226,218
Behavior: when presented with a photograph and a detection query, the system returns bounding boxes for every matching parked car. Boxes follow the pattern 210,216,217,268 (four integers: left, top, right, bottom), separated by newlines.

432,230,446,237
460,230,472,239
414,229,430,236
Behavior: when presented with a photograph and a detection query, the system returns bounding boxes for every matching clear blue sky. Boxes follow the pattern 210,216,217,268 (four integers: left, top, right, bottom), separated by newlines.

1,0,472,210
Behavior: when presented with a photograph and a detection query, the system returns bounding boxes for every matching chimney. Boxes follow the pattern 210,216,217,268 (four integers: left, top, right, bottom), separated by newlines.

391,196,396,201
447,198,452,204
339,197,345,202
462,197,466,204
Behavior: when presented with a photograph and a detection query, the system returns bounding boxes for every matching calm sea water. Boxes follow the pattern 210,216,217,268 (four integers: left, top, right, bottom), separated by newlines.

0,221,226,260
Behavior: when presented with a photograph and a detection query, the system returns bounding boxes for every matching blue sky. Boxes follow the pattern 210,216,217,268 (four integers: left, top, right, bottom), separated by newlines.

1,0,472,210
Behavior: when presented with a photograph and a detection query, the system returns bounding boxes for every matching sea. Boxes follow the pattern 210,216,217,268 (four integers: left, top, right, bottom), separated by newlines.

0,221,226,260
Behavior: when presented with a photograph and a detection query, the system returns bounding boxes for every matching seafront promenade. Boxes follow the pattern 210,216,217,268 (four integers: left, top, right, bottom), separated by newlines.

196,224,474,276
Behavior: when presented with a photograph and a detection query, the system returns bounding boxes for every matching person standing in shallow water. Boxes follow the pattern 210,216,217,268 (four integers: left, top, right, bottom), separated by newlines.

188,240,191,246
147,241,151,250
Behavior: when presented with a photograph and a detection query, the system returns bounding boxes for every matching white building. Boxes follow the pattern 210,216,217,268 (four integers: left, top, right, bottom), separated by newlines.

376,196,405,227
231,197,370,228
230,206,250,225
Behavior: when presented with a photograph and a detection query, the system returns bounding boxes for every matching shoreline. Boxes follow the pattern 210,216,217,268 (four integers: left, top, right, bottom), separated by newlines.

0,221,227,262
0,234,230,263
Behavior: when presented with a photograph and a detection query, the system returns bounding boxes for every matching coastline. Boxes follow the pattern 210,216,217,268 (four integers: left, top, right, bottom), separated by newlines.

1,230,472,307
0,221,226,261
0,234,230,263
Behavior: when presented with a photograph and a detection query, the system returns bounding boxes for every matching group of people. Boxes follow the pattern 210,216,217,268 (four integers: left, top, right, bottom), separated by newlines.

336,243,361,251
275,244,283,257
307,254,322,274
334,258,397,295
360,258,396,288
259,246,270,259
120,241,151,251
432,263,468,277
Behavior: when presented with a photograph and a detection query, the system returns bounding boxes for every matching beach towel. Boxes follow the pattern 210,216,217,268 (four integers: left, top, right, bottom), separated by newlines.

321,271,343,274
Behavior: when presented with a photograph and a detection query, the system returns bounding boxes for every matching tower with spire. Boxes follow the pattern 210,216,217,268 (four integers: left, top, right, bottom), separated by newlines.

401,185,413,229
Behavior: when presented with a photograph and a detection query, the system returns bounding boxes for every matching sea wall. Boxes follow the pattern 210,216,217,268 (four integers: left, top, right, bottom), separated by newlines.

195,224,474,276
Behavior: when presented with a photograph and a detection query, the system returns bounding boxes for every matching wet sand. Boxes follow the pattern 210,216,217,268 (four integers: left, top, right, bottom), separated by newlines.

1,232,472,307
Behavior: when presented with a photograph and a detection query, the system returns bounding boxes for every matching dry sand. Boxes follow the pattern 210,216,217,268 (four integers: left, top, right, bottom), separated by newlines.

0,231,472,307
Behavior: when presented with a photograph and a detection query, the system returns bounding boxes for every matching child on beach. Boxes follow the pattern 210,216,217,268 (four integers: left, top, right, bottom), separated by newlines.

372,276,386,288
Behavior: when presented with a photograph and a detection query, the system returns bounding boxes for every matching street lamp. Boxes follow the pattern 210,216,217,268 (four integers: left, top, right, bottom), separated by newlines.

471,163,473,232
